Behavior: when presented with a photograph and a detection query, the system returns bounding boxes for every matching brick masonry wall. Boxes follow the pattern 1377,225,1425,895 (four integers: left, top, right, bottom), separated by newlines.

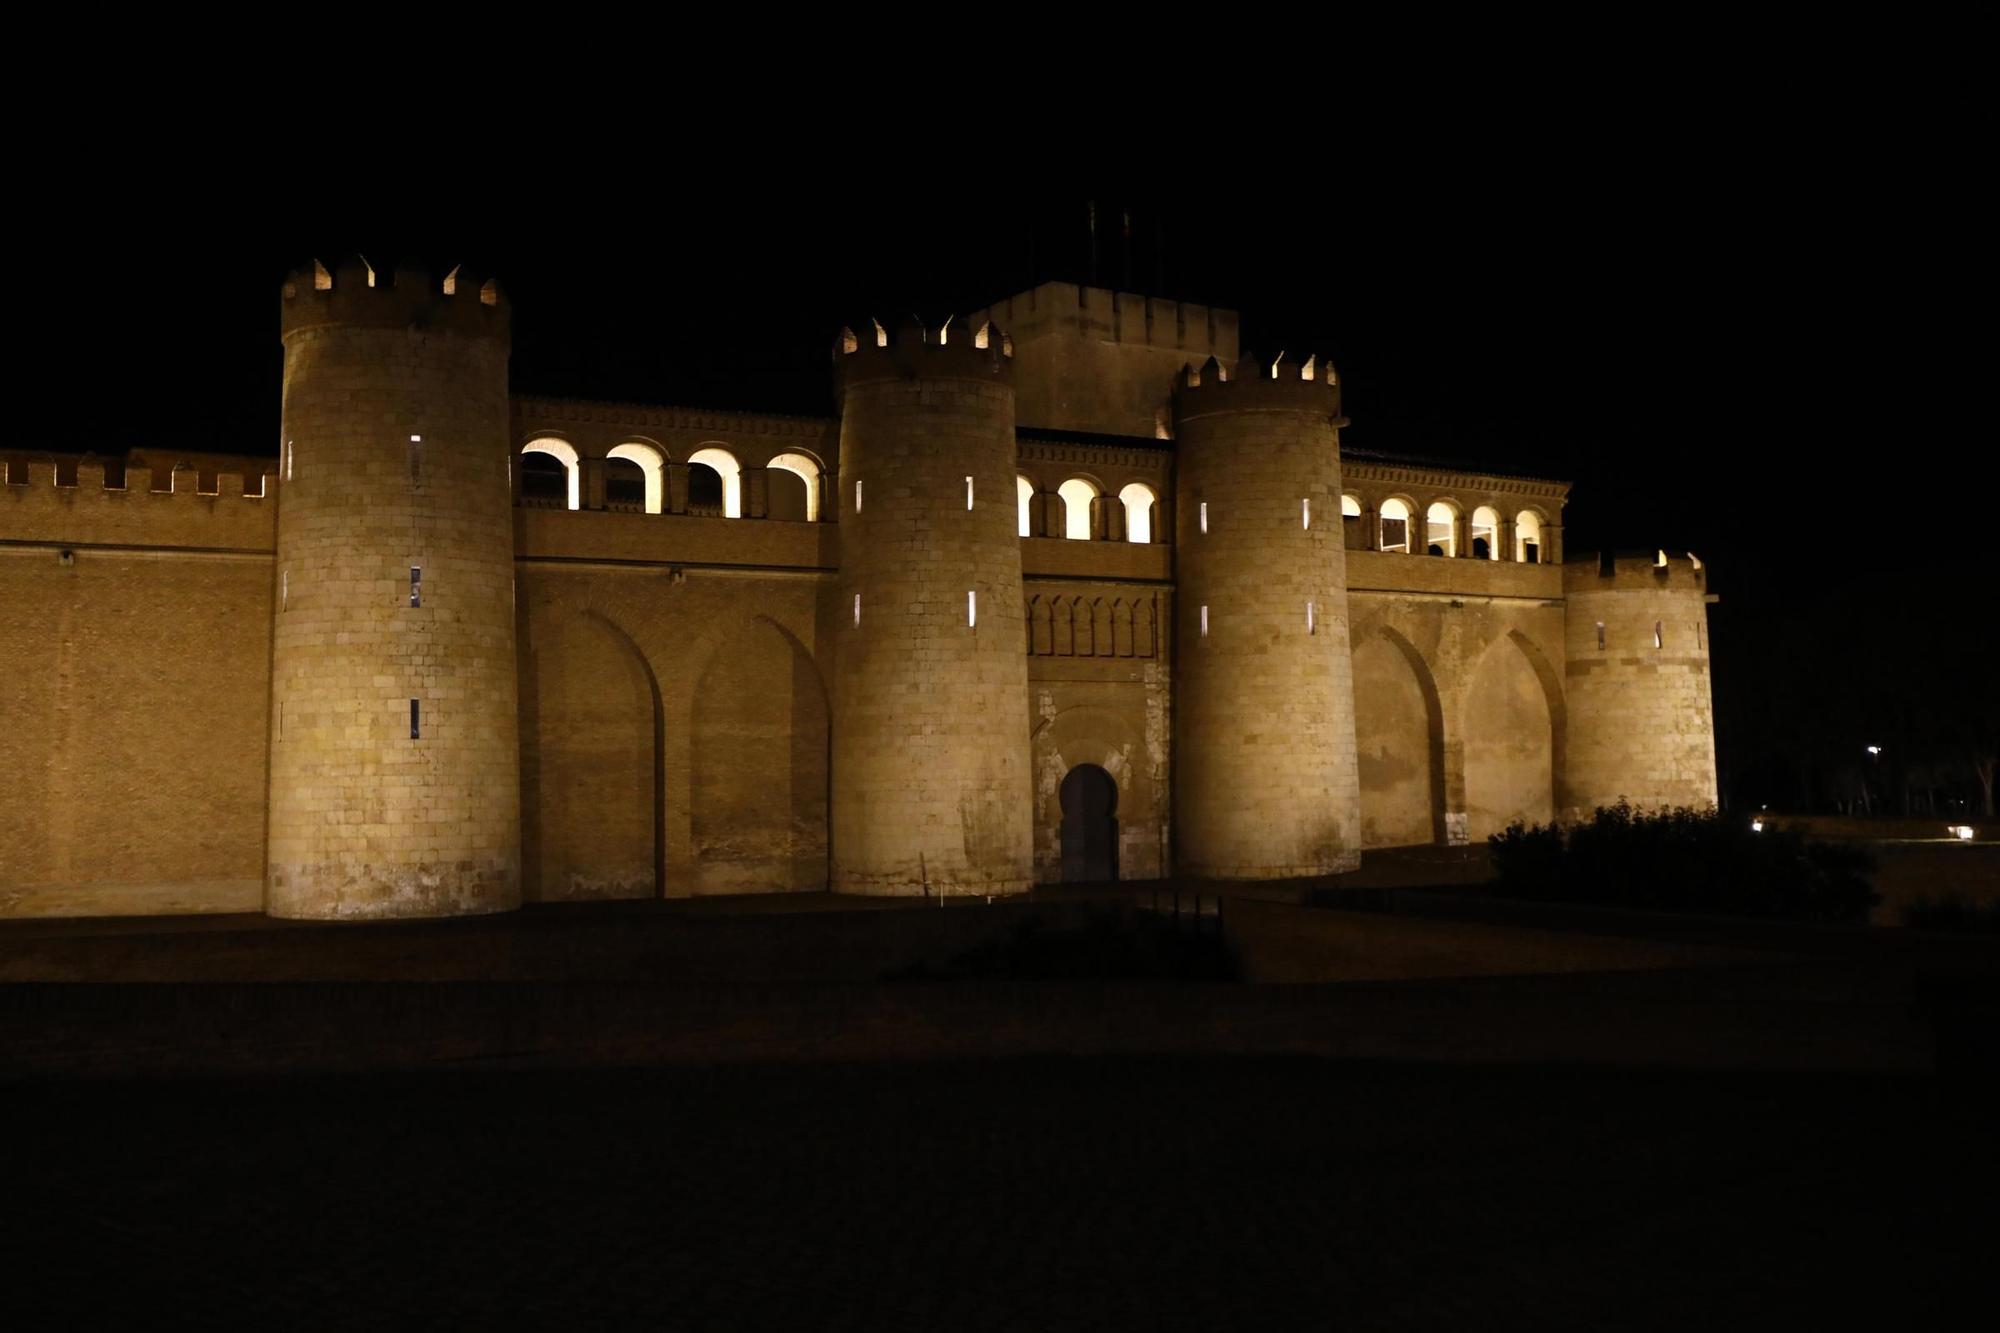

1562,556,1718,816
0,490,273,915
1171,379,1362,877
517,564,831,899
830,346,1033,895
266,317,520,919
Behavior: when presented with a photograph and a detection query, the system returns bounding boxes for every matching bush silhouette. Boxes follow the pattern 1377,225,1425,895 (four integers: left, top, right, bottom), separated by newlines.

1489,802,1877,923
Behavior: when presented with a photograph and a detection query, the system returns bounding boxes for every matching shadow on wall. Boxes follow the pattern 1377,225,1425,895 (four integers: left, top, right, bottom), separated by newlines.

520,610,661,902
692,619,829,893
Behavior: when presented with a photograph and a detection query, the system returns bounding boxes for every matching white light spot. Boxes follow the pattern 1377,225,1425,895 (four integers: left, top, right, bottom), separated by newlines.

968,589,977,627
1199,502,1208,535
853,594,861,627
1302,498,1311,530
1199,605,1209,636
966,476,974,511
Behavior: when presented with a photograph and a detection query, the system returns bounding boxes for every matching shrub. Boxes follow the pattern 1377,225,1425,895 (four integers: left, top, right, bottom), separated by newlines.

1901,892,2000,934
1488,802,1879,924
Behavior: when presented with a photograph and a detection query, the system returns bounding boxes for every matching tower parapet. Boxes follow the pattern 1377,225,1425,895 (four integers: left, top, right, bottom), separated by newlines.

265,255,521,919
1561,551,1718,818
1171,352,1362,882
829,313,1033,895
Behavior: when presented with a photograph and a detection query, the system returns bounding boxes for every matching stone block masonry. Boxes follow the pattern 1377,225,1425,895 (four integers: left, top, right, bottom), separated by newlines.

264,259,520,919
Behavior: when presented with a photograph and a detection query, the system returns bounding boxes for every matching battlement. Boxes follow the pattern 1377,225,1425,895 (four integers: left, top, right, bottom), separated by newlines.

832,313,1014,394
1172,352,1346,423
279,255,510,343
975,282,1239,359
1564,550,1708,593
1,454,278,553
2,455,273,499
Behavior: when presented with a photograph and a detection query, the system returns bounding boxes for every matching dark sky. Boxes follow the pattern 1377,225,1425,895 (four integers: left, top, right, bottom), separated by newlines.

13,162,1988,810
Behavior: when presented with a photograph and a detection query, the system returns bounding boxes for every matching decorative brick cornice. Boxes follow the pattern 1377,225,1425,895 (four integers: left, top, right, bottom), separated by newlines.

1343,460,1571,502
1016,440,1171,472
511,396,836,440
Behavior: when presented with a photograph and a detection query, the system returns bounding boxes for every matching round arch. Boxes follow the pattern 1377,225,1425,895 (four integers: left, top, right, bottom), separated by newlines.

767,452,823,522
521,437,580,511
1056,477,1100,541
688,445,743,518
1117,482,1157,544
607,440,666,514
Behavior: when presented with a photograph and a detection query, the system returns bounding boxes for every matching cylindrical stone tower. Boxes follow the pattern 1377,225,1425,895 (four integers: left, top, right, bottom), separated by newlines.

830,315,1033,896
1561,551,1718,818
266,257,521,919
1172,353,1363,879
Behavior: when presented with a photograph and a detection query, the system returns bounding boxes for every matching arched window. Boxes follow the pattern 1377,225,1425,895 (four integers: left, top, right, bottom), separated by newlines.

1515,510,1544,564
1341,494,1362,518
1426,501,1458,557
766,452,822,522
606,441,665,514
687,446,742,518
1057,478,1099,541
521,437,580,510
1017,476,1036,537
1379,498,1412,553
1117,482,1156,544
1470,506,1500,560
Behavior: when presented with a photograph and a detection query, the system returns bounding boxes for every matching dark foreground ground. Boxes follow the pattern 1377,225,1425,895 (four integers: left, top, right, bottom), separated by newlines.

4,1059,1994,1330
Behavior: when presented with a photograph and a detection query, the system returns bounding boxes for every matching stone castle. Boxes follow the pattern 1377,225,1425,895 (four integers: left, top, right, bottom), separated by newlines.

0,258,1718,919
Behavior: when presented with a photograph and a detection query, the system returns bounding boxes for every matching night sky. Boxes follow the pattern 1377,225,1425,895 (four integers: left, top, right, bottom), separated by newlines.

14,172,1991,814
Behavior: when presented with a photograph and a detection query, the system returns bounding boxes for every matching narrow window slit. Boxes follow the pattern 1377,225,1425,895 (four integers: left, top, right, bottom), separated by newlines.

1302,498,1311,529
1595,621,1605,650
855,480,863,513
410,699,420,740
409,566,421,608
853,593,861,627
1653,621,1664,649
1199,605,1209,636
1307,601,1316,634
1199,502,1208,534
966,476,974,510
967,589,977,627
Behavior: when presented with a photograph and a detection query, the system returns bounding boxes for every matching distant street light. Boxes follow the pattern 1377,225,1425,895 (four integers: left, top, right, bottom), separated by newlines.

1866,745,1883,756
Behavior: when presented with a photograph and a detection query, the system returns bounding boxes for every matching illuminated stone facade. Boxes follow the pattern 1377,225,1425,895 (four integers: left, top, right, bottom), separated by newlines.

0,275,1718,919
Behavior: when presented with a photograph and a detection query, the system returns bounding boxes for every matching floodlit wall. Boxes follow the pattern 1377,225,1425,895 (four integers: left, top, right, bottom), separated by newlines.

1170,355,1362,879
828,316,1033,895
974,282,1238,439
1026,581,1173,884
266,259,521,920
1562,553,1718,817
2,272,1732,921
0,461,275,917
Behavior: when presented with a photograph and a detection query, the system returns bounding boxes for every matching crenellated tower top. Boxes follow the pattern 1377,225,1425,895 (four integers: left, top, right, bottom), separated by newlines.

279,255,510,343
1565,550,1709,594
832,313,1013,397
1172,351,1346,424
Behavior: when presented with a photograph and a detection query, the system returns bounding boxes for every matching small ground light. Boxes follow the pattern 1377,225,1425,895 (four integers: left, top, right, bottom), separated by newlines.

1751,819,1765,832
1950,825,1975,841
1866,745,1882,755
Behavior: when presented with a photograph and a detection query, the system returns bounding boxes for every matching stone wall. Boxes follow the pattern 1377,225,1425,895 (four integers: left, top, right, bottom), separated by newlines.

828,321,1033,895
0,461,274,916
974,282,1238,439
1562,553,1718,817
265,261,520,919
1170,362,1362,879
1348,578,1567,847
